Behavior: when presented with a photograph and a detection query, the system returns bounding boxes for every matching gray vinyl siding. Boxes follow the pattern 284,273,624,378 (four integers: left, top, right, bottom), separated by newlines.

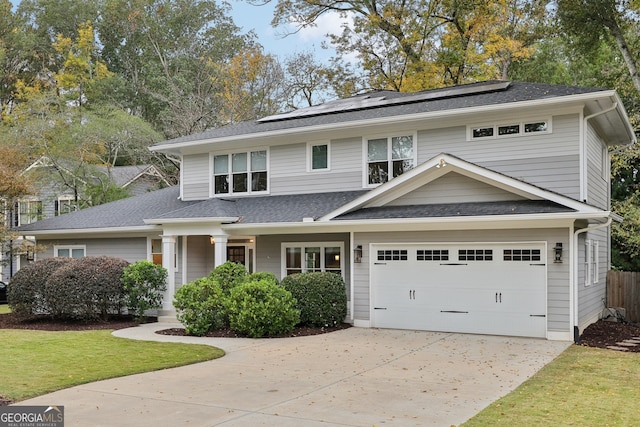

182,154,210,200
578,228,608,331
585,124,609,209
35,237,148,262
417,114,581,199
388,172,526,206
269,138,362,195
255,233,351,289
352,229,571,333
185,235,214,284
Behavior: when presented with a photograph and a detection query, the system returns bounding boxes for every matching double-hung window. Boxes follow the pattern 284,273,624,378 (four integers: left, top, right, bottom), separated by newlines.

55,196,75,216
366,134,415,185
15,199,43,226
213,150,268,195
308,142,330,171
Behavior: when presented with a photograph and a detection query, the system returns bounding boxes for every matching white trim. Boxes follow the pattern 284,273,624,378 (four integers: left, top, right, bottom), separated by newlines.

547,331,572,341
362,132,418,188
280,241,345,279
54,244,86,258
307,140,331,172
210,148,270,197
321,153,607,221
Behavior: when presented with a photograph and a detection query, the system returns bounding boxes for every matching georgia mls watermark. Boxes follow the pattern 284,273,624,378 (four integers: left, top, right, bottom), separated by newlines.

0,406,64,427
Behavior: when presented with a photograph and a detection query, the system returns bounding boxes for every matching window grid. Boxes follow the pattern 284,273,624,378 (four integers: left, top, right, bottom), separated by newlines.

377,250,408,261
417,249,449,261
213,150,267,195
367,135,414,185
458,249,493,261
503,249,541,262
470,120,549,140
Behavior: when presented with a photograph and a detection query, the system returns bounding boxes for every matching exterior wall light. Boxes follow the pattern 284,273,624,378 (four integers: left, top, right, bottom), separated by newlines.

354,245,363,263
554,243,563,263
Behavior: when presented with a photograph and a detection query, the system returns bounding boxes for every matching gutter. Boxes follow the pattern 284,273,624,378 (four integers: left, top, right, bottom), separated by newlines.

572,217,614,343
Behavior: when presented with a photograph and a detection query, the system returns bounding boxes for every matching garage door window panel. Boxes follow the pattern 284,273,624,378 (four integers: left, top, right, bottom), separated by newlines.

503,249,541,261
377,249,408,261
459,249,493,261
417,249,449,261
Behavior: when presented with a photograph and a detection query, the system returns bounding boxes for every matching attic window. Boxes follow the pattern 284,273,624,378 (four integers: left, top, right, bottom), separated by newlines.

469,119,550,140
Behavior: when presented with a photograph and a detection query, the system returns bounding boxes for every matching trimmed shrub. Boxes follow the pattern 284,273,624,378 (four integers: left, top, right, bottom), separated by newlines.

281,272,348,327
208,261,247,295
44,256,129,321
173,277,227,336
8,257,73,318
227,279,299,338
121,260,168,322
244,271,279,286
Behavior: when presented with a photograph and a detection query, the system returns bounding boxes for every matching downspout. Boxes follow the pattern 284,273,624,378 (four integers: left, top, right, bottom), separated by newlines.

581,102,618,202
572,217,613,343
349,231,355,323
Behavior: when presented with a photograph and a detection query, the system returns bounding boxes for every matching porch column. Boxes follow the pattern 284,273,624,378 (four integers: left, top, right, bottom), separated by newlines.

161,235,177,311
213,235,228,268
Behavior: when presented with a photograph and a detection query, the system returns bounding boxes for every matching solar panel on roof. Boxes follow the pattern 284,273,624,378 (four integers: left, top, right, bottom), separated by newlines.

258,81,511,123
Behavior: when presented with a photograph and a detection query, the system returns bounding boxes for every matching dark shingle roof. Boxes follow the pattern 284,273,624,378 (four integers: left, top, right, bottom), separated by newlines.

333,200,576,221
17,186,191,231
155,81,605,147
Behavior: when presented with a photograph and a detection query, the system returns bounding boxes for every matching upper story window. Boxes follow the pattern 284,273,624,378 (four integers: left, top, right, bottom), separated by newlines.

308,142,330,171
469,119,550,140
213,149,268,195
15,199,43,226
55,196,76,216
366,134,415,186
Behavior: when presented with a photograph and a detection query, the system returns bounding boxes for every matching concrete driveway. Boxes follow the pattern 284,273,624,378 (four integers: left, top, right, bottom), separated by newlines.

19,324,571,426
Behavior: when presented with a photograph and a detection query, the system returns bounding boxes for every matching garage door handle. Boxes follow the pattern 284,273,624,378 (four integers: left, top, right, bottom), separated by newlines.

374,307,387,310
440,310,469,314
530,263,546,266
374,262,387,265
530,314,546,317
439,263,468,266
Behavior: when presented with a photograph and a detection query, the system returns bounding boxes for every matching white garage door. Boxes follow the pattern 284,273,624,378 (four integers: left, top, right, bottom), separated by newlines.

371,243,547,338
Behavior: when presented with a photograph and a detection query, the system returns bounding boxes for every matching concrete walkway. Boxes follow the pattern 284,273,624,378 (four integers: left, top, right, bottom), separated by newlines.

19,324,571,426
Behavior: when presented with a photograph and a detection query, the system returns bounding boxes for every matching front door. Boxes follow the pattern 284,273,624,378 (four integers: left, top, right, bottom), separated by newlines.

227,245,254,273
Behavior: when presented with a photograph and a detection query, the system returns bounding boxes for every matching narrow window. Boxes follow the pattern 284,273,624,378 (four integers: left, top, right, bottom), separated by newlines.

151,239,163,265
251,150,268,191
498,124,520,136
311,144,329,170
232,152,248,193
213,155,229,194
472,127,494,138
524,121,548,133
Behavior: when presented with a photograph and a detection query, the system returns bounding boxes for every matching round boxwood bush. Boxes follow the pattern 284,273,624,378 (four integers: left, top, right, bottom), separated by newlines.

44,256,129,321
121,260,168,322
244,271,279,286
8,257,73,319
208,261,247,295
227,279,299,338
281,272,348,327
173,277,227,336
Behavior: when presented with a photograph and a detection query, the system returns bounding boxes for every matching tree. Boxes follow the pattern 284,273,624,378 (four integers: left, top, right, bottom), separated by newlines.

268,0,547,91
557,0,640,94
98,0,254,137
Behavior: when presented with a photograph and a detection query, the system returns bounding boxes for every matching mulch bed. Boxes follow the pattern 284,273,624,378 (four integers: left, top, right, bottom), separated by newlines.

577,319,640,352
0,311,637,406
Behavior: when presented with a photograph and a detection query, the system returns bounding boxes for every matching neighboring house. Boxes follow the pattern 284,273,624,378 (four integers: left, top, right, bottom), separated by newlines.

16,81,636,342
1,160,170,281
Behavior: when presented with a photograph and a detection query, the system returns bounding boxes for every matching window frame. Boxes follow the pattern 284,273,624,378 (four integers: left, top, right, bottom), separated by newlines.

211,148,269,197
363,132,417,188
467,119,551,141
54,245,86,258
281,242,344,278
307,141,331,172
16,199,43,226
55,195,76,216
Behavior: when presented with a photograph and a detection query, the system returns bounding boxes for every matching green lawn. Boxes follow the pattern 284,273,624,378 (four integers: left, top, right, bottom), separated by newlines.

463,345,640,426
0,328,224,402
0,305,10,315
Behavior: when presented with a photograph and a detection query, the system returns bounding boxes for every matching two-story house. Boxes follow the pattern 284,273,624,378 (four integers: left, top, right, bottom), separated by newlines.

16,81,636,341
1,160,170,281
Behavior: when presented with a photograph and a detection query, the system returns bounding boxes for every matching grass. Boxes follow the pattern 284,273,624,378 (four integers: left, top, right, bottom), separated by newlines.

0,328,224,402
462,345,640,426
0,305,10,314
